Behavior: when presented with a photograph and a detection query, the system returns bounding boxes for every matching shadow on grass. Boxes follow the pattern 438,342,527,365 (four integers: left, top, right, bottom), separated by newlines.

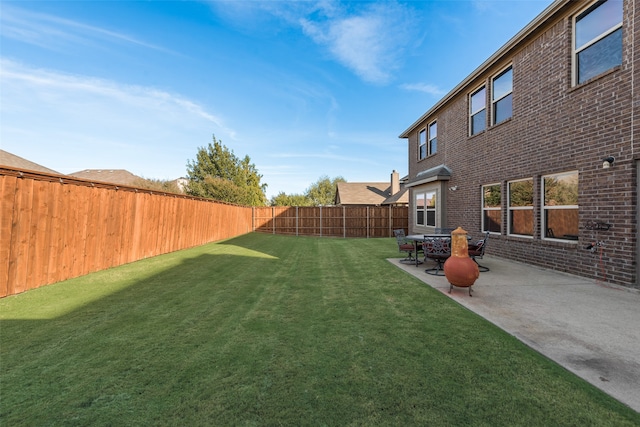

2,233,639,426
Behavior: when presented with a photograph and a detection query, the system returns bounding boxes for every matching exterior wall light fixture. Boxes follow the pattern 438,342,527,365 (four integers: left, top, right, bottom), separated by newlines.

449,185,459,191
602,156,615,169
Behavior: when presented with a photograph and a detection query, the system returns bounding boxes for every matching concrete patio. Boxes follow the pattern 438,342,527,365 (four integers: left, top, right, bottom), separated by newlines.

389,255,640,413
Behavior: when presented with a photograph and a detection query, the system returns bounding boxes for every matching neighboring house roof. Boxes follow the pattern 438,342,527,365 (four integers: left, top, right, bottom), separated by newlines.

335,182,408,206
0,150,61,175
399,0,568,138
69,169,143,186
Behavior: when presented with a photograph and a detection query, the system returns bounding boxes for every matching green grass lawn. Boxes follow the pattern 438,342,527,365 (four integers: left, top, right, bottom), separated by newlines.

2,233,638,426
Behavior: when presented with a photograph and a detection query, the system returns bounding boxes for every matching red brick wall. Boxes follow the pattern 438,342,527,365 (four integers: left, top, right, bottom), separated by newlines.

406,0,638,287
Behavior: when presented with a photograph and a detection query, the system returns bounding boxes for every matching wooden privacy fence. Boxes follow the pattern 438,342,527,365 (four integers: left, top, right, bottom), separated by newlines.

253,206,408,238
0,168,252,298
0,167,408,297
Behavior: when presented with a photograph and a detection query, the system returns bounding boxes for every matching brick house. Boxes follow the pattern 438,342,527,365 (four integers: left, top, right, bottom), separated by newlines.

399,0,638,288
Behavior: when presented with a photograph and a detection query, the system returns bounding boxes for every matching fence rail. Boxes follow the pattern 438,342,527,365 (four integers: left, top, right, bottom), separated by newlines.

1,167,408,297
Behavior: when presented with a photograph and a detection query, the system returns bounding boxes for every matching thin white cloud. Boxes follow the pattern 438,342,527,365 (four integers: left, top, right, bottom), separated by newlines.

0,4,174,54
206,0,416,85
400,83,447,97
299,2,412,84
0,59,235,177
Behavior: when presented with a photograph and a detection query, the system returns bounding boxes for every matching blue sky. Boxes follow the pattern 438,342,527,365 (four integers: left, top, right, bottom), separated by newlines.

1,0,552,199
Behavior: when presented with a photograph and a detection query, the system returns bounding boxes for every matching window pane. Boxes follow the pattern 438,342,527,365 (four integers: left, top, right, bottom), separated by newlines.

426,211,436,226
417,211,425,225
544,173,578,206
577,28,622,83
494,94,512,124
429,137,437,155
483,184,501,208
510,210,533,236
545,209,579,239
509,180,533,207
416,193,425,208
426,192,436,208
493,68,512,101
576,0,623,49
429,122,437,137
471,110,486,134
470,87,486,114
483,210,502,233
419,129,426,159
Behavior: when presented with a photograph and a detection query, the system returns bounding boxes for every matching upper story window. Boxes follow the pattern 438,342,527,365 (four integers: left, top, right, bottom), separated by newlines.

428,121,437,155
482,183,502,233
508,178,533,237
543,171,579,240
574,0,623,85
492,66,513,124
418,128,427,160
469,86,486,135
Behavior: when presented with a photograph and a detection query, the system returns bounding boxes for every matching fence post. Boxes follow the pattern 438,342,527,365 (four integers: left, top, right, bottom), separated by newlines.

272,206,275,235
296,206,299,236
367,206,370,239
320,206,322,237
343,206,346,238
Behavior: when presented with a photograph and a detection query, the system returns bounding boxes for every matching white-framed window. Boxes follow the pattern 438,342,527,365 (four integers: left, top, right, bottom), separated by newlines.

482,183,502,233
573,0,623,85
492,66,513,124
418,128,427,160
508,178,533,236
470,86,486,135
542,171,579,240
428,121,437,156
415,190,436,227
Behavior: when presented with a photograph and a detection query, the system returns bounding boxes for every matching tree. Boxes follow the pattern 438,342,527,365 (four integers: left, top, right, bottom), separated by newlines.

186,136,267,206
270,192,313,206
132,177,182,194
305,175,346,206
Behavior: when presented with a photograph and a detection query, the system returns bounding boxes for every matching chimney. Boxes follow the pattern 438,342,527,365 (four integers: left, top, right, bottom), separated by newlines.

390,170,400,196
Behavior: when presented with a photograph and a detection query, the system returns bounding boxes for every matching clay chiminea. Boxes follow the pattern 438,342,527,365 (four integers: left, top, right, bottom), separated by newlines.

443,227,479,296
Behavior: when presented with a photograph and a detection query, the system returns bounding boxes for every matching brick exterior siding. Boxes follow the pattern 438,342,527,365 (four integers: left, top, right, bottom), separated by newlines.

402,0,638,288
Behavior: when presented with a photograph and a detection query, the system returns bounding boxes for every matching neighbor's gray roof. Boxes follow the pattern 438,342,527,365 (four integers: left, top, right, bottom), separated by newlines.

0,150,61,175
69,169,143,186
335,182,408,206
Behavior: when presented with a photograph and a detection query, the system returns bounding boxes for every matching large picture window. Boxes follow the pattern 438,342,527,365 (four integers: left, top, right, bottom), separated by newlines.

469,86,486,135
508,178,533,236
492,66,513,124
543,171,579,240
482,184,502,233
415,190,436,227
418,128,427,160
574,0,623,85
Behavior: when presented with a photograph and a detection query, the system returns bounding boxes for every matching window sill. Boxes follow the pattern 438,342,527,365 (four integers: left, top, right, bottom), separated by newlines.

570,66,621,92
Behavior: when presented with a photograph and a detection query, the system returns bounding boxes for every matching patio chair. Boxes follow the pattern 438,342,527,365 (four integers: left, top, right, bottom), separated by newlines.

423,237,451,275
468,231,490,272
394,229,417,264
